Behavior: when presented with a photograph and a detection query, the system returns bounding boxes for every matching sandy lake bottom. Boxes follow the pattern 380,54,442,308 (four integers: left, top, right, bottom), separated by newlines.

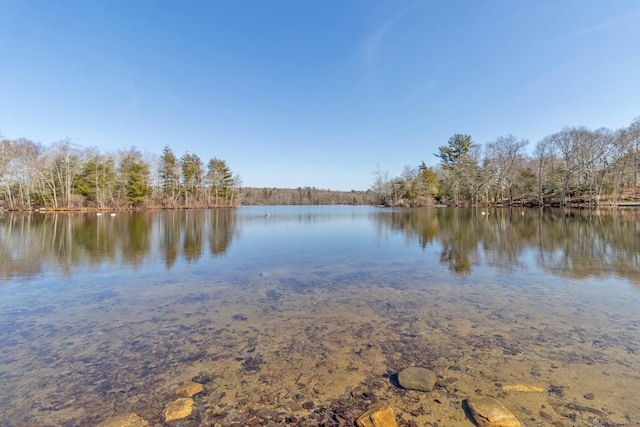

1,264,639,427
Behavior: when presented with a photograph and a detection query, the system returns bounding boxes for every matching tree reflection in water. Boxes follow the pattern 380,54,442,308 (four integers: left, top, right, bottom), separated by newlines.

0,207,638,284
0,209,237,280
377,207,640,282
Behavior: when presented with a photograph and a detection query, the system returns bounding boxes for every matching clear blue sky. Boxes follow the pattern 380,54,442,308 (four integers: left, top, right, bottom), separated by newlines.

2,1,639,191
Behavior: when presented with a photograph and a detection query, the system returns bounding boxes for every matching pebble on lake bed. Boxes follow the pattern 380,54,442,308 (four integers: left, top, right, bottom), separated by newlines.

466,396,521,427
397,367,437,392
162,397,194,422
174,381,204,397
95,412,151,427
356,406,397,427
501,384,545,392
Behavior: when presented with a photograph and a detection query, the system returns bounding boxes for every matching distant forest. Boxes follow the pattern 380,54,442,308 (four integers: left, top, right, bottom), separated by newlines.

239,187,378,206
0,137,374,211
1,116,639,211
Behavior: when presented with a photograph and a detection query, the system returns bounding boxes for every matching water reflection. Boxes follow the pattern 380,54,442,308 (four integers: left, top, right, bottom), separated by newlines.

377,208,640,282
1,207,638,283
0,209,237,280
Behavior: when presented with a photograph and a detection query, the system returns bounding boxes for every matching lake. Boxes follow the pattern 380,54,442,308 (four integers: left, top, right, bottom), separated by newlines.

1,206,639,426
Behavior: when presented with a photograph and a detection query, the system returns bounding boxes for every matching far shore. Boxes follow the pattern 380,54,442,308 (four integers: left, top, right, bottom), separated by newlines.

2,201,640,214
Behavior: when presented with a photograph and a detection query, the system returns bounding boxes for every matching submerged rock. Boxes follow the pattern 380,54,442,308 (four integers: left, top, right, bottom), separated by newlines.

163,397,194,422
191,373,211,384
174,381,204,397
466,396,521,427
501,384,544,392
397,367,437,392
356,406,397,427
96,412,150,427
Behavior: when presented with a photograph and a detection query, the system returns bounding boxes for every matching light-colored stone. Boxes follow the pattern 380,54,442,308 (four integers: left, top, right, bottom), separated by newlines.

356,409,376,427
162,397,194,422
174,381,204,397
397,367,437,392
370,406,397,427
501,384,545,392
356,406,397,427
96,412,151,427
466,396,521,427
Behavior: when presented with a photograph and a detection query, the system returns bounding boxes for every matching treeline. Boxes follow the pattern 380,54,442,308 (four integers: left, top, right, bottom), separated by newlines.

0,138,238,210
4,115,639,210
239,187,378,205
374,117,640,207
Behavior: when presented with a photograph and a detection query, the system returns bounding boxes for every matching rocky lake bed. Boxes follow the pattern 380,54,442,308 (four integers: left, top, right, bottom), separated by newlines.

3,270,638,427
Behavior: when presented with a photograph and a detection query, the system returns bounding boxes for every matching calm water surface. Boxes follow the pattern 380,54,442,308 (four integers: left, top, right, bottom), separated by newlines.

1,206,639,426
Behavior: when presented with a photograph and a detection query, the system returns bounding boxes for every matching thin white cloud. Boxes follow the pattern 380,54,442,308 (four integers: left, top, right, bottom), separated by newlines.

568,10,639,37
360,6,414,82
362,18,397,81
362,17,397,68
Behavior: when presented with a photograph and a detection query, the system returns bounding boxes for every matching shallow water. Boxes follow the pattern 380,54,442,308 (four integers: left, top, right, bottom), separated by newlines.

1,206,639,426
